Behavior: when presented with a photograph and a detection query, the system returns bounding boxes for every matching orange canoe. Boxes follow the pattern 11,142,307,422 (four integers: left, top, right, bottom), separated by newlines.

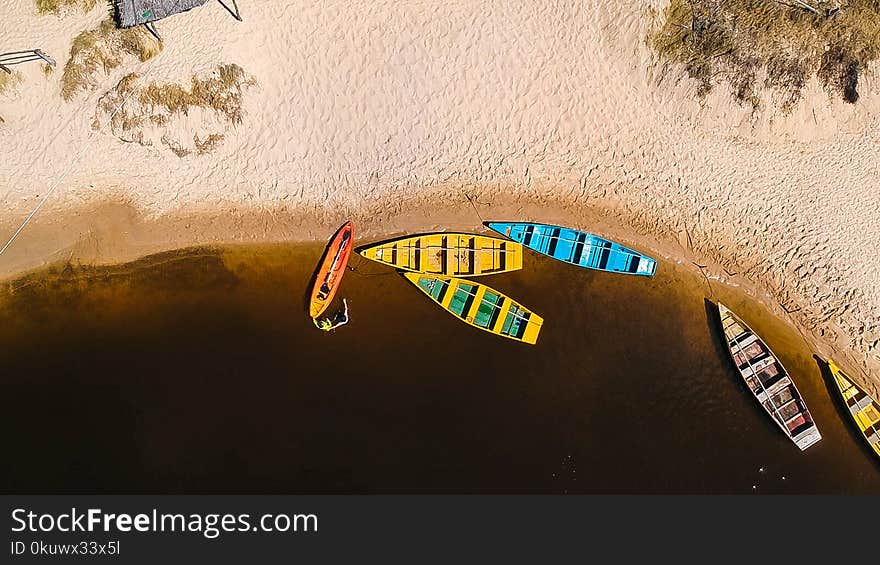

309,221,354,319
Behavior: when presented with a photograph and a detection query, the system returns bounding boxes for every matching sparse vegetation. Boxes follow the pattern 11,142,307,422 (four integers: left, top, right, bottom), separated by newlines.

195,133,226,155
649,0,880,110
35,0,98,15
61,18,162,101
162,136,192,158
0,71,22,124
137,64,256,124
0,71,22,96
93,65,256,156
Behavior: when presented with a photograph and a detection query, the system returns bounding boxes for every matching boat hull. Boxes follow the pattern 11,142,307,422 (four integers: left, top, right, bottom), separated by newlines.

717,303,821,451
358,233,522,276
403,273,543,344
309,221,354,319
486,222,656,276
827,359,880,459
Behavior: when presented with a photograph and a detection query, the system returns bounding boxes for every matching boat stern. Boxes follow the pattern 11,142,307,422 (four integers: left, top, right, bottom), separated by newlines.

636,255,657,276
522,314,543,345
794,426,822,451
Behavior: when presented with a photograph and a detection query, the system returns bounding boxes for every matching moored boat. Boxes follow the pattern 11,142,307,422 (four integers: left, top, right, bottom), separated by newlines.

358,233,522,277
485,221,656,276
403,272,543,344
826,359,880,459
309,221,354,319
717,303,821,451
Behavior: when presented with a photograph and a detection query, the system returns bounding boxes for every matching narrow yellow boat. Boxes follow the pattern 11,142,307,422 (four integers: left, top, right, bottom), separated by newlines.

404,273,543,344
359,233,522,277
827,359,880,459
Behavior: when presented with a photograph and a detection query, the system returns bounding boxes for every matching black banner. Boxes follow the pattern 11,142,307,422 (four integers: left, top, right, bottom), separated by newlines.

1,495,869,563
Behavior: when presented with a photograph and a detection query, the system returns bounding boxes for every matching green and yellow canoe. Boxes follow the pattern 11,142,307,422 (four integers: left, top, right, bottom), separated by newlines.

827,359,880,459
404,273,543,345
359,233,522,277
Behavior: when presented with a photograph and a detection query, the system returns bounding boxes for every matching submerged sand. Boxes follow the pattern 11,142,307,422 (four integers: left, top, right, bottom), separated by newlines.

1,2,879,394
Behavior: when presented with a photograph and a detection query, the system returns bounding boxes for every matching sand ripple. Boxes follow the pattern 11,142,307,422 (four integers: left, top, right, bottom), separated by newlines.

0,1,879,391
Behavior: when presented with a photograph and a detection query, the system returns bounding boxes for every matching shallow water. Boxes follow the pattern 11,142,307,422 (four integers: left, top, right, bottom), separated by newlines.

1,242,878,493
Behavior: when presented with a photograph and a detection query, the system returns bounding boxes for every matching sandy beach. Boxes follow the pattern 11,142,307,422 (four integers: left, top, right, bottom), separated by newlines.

1,1,880,394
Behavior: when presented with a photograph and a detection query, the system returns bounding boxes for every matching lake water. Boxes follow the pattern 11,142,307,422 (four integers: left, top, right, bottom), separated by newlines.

1,242,878,493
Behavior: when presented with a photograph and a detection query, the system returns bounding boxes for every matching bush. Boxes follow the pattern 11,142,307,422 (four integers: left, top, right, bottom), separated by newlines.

35,0,98,16
61,19,163,101
649,0,880,110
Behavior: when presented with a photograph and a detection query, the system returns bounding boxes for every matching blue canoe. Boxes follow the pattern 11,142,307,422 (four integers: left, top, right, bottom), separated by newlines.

486,222,657,277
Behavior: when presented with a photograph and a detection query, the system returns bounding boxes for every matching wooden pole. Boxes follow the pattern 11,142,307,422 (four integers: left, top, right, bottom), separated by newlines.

0,54,42,64
0,50,56,69
34,50,56,67
144,22,162,42
217,0,242,21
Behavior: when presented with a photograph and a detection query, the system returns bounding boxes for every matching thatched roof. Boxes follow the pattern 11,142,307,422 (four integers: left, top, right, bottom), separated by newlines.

113,0,210,28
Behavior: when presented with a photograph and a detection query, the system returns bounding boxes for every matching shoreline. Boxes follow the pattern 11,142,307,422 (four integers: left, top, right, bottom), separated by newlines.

2,188,877,399
2,2,880,399
5,221,879,494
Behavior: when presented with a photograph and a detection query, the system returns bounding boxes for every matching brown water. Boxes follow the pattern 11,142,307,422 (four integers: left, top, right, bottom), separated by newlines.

1,243,878,493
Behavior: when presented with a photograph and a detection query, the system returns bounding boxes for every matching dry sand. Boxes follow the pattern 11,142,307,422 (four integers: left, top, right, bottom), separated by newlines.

1,1,880,393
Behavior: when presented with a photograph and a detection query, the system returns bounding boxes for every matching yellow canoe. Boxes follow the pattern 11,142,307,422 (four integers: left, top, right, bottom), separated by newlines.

827,359,880,459
403,272,543,345
359,233,522,277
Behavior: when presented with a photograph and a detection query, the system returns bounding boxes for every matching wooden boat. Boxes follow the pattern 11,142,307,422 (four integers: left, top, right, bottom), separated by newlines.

309,221,354,319
717,303,821,451
358,233,522,277
486,222,656,276
826,359,880,459
403,273,543,344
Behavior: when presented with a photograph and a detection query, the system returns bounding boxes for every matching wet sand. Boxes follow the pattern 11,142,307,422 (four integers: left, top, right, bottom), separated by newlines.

3,2,880,393
1,243,877,493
